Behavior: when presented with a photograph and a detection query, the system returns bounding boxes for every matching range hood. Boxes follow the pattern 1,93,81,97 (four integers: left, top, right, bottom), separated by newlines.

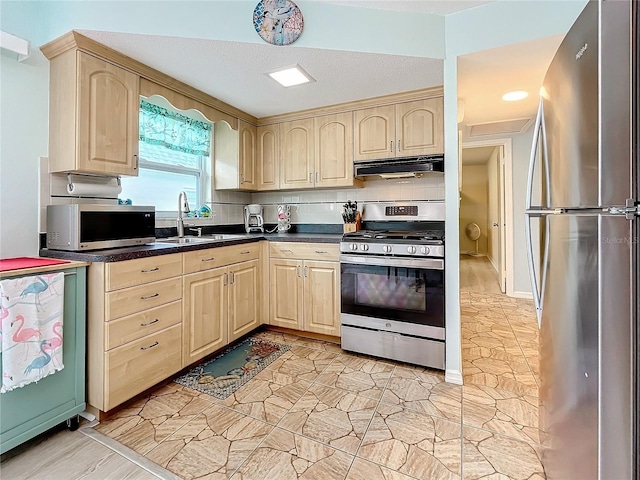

354,154,444,179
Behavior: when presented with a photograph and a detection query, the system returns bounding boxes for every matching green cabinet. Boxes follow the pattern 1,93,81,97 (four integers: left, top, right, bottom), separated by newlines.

0,265,87,454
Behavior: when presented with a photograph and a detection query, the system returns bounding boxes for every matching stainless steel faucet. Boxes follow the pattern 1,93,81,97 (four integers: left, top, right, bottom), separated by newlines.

177,191,190,237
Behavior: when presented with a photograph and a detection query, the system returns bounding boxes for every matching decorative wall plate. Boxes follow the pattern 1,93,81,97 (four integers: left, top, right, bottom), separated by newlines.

253,0,304,46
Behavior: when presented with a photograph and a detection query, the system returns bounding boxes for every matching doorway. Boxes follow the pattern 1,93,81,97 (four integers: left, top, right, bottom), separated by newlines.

459,139,512,294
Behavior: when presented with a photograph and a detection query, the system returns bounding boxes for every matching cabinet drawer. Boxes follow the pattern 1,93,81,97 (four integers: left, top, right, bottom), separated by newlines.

105,300,182,350
105,324,182,410
269,242,339,261
105,254,182,291
183,243,260,274
105,277,182,321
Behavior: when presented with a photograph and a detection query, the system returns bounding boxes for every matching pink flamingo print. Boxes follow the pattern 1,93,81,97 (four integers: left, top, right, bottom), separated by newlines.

11,315,41,359
24,340,52,377
44,322,63,368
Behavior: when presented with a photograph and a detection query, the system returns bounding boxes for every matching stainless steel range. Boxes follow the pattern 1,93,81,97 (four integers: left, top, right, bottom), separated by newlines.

340,201,445,370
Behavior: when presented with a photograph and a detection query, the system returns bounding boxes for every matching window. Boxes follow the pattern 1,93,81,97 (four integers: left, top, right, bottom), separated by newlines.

120,98,212,215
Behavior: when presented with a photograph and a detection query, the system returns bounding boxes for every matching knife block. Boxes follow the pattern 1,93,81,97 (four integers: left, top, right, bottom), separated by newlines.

343,212,361,233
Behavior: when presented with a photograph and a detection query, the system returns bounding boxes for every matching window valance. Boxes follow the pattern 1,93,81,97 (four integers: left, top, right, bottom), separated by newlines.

139,99,212,156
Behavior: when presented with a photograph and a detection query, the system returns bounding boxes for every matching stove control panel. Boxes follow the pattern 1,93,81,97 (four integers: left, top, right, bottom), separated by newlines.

340,242,444,258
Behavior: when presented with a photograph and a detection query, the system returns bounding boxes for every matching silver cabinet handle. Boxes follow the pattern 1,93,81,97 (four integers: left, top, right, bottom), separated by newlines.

493,223,499,227
201,257,216,262
297,265,301,277
309,172,313,183
224,273,228,286
141,267,159,273
281,249,293,254
315,250,328,254
140,293,159,300
240,173,245,184
133,154,138,170
140,318,160,327
140,341,159,350
397,140,401,152
390,141,393,153
230,272,235,284
304,266,308,277
315,172,318,183
240,251,251,255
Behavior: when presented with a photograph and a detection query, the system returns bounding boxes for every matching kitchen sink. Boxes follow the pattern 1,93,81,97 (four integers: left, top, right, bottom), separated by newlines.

156,234,246,244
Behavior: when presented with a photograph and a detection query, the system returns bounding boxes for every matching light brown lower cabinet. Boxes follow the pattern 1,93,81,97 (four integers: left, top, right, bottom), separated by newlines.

183,259,260,367
269,257,340,336
87,254,184,414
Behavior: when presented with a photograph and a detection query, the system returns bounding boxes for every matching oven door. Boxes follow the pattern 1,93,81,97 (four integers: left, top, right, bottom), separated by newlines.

340,254,444,331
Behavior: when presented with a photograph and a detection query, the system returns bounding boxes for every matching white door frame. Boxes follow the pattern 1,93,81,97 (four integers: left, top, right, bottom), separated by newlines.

461,138,514,297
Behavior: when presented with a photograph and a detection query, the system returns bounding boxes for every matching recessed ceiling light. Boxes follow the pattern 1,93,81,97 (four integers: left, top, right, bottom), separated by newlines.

502,91,529,102
266,64,315,87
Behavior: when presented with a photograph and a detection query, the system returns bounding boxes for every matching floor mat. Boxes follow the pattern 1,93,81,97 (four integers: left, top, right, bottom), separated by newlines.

174,337,290,399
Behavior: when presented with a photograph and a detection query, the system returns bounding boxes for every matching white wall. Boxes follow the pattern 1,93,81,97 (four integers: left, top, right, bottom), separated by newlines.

459,165,488,255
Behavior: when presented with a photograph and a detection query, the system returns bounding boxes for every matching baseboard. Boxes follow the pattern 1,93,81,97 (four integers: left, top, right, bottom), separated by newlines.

460,251,486,257
487,255,498,273
445,369,463,385
510,291,534,299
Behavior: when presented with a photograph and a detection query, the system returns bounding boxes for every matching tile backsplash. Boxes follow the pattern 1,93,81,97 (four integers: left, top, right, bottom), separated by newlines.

251,174,444,225
39,155,443,231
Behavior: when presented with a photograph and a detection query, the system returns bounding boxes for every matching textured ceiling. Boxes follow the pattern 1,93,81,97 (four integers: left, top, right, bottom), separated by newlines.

80,30,444,118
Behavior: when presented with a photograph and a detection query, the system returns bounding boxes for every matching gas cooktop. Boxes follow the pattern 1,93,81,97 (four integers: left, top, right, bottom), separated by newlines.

343,230,444,244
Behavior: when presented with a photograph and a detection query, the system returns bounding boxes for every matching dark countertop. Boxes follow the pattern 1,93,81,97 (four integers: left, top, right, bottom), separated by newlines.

39,233,342,263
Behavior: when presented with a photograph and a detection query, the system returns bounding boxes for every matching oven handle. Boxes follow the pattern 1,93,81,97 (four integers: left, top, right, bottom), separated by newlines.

340,254,443,270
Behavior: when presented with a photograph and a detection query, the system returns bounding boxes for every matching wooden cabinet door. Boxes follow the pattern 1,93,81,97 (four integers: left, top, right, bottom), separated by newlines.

396,98,444,157
314,112,354,188
280,119,314,190
353,105,395,161
228,259,260,342
77,52,139,175
239,120,257,190
303,261,340,336
257,124,280,190
269,259,303,329
183,267,228,366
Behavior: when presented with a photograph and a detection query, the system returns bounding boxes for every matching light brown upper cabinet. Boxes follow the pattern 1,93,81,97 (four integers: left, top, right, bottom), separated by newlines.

314,112,355,188
257,124,280,190
49,51,140,175
280,119,315,190
354,97,443,161
214,120,256,190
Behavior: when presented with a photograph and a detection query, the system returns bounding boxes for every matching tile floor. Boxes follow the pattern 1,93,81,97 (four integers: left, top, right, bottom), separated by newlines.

2,261,544,480
88,310,543,480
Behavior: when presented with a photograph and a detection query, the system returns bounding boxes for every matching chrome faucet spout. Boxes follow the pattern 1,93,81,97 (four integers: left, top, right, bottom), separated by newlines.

177,191,190,237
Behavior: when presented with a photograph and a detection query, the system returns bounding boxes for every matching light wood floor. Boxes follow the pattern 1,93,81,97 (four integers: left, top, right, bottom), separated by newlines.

0,420,170,479
459,254,502,293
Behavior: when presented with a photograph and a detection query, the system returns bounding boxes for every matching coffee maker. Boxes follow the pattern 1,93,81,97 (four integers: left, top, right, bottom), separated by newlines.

244,204,264,233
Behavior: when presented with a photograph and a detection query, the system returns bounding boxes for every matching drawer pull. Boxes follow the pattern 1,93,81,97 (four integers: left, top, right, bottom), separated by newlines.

281,249,293,254
140,293,159,300
140,318,160,327
202,257,216,262
141,267,160,273
315,250,328,254
240,251,251,255
140,341,159,350
304,266,308,277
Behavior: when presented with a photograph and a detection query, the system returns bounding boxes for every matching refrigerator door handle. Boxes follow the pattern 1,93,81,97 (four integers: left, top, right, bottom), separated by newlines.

524,213,542,325
525,212,549,327
526,98,544,210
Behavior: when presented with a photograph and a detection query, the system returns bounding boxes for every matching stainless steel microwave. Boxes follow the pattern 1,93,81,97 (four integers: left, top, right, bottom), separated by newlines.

46,204,155,251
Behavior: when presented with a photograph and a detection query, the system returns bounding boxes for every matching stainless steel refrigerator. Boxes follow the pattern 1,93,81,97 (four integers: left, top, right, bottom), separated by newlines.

524,1,638,479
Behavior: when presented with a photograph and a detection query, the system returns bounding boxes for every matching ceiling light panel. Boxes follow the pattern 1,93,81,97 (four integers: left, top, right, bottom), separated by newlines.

267,64,316,87
502,90,528,101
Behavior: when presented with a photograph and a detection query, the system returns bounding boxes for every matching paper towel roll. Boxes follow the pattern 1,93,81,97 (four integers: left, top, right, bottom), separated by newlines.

67,180,122,197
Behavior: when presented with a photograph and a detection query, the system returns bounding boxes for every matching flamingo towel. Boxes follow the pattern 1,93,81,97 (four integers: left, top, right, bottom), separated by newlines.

0,272,65,393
